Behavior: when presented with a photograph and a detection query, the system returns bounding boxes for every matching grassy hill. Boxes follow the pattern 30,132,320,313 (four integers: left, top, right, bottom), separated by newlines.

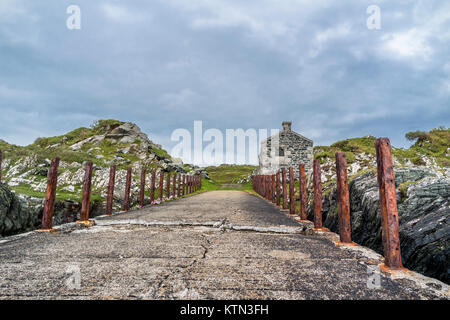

314,127,449,168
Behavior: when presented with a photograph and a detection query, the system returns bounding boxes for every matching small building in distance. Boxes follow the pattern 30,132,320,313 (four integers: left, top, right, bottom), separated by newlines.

258,121,314,177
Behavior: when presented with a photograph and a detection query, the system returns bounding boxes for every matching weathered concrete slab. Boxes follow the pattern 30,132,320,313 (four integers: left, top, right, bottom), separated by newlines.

0,191,448,299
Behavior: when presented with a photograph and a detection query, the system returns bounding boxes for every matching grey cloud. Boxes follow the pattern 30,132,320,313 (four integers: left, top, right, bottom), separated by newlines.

0,0,448,159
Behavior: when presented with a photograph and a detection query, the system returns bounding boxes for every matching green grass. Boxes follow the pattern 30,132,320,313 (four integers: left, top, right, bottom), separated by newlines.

10,184,103,202
205,164,257,185
314,127,450,168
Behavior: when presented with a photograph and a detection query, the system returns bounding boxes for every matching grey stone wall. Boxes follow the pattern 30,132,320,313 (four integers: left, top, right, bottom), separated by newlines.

258,125,313,178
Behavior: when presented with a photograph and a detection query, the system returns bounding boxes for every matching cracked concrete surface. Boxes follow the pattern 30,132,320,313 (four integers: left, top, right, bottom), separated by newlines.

0,191,448,300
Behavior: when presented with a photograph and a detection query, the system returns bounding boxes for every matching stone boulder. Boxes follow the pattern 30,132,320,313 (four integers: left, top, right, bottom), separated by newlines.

0,183,40,237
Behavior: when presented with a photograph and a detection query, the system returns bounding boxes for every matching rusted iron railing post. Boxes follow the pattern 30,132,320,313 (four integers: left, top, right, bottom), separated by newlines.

182,175,186,196
282,168,287,209
172,173,177,198
177,174,181,197
276,171,281,206
106,164,116,216
336,153,352,243
268,175,273,201
298,164,307,220
150,170,156,204
271,175,276,203
289,167,295,215
123,167,132,212
166,172,171,199
159,171,164,202
375,138,403,269
40,157,60,230
80,161,94,221
139,168,146,208
313,159,323,229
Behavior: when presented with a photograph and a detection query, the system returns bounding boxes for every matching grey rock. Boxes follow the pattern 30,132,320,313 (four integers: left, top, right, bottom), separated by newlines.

307,167,450,284
0,183,39,236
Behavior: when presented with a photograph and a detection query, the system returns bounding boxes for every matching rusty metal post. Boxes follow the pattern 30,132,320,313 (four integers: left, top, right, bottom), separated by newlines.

336,153,352,243
298,164,307,220
276,171,281,206
159,171,164,202
268,175,273,200
375,138,403,269
282,168,287,209
313,159,323,228
123,167,132,212
139,168,146,207
41,157,60,230
182,175,186,196
289,167,295,215
271,175,276,203
166,172,171,199
177,174,181,197
106,164,116,216
172,173,177,198
80,161,94,220
150,170,156,203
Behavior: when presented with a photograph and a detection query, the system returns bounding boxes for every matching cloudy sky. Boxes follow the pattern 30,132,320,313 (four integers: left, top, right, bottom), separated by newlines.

0,0,449,163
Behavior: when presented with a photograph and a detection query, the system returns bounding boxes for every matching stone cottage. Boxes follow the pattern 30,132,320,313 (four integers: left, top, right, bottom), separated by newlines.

258,121,313,177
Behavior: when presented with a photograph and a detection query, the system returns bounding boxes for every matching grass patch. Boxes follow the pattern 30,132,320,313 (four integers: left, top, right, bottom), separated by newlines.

205,164,257,185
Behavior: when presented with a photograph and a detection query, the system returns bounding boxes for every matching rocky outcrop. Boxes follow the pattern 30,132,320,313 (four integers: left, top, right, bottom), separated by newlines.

0,183,40,236
307,167,449,284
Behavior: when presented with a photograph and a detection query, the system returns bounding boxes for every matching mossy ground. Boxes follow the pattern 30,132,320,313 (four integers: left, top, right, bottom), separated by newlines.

314,127,449,168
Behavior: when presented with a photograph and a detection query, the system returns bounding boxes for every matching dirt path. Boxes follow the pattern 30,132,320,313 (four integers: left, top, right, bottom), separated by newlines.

0,191,447,299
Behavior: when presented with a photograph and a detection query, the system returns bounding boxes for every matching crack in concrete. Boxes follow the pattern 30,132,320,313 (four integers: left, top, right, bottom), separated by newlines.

93,218,310,235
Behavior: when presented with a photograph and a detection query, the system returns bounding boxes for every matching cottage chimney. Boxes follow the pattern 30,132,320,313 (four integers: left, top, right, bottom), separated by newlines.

282,121,292,131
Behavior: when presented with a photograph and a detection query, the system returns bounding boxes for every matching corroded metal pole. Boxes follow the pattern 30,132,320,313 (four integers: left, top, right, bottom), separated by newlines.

268,175,273,201
289,167,295,215
276,171,281,207
150,170,156,203
182,175,186,196
375,138,403,269
166,172,171,199
271,175,276,203
106,164,116,216
172,173,177,198
159,171,164,202
282,168,287,209
123,167,132,212
298,164,307,220
41,157,60,230
313,159,322,228
81,161,94,220
336,153,352,243
139,168,146,207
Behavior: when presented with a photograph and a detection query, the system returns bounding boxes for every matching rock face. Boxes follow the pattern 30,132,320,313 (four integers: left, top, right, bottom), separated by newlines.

0,183,39,236
307,167,450,284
